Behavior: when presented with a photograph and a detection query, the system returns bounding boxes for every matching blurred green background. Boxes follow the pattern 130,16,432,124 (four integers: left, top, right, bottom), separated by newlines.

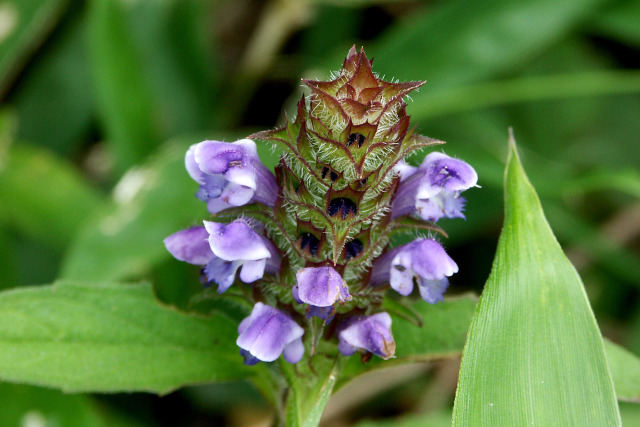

1,0,639,425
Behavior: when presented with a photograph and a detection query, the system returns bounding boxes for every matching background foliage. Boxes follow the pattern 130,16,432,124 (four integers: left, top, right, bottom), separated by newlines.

1,0,639,425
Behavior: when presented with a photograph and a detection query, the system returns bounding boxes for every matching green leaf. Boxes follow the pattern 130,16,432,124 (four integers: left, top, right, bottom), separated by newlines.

0,382,139,427
13,16,93,155
339,295,477,388
590,0,640,46
61,139,203,281
0,281,252,393
452,134,621,425
410,70,640,122
122,0,221,135
545,202,640,288
355,411,452,427
0,228,18,289
605,339,640,403
560,168,640,200
371,0,605,89
87,0,163,172
0,143,103,249
620,402,640,426
0,0,69,95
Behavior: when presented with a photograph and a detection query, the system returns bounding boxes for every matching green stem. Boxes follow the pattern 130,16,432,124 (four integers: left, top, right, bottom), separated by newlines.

280,355,345,427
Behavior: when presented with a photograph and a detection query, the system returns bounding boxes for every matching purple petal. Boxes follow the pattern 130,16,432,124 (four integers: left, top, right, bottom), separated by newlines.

408,239,458,281
283,337,305,363
204,257,241,293
194,139,259,190
206,198,233,214
390,170,425,220
194,140,246,175
264,240,282,274
415,192,467,222
422,152,478,192
164,227,213,265
195,174,226,202
251,159,279,207
240,349,261,366
370,239,458,303
204,220,271,261
391,152,477,221
233,138,259,157
307,306,336,323
418,278,449,304
295,267,351,307
338,313,395,359
236,303,304,363
185,145,204,183
338,338,357,356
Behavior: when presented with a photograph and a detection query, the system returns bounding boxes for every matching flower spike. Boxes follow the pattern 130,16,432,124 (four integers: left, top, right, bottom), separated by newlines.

165,47,477,365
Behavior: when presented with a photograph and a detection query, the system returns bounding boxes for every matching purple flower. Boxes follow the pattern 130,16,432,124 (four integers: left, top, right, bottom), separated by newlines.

186,139,278,214
237,302,304,364
203,219,281,293
293,266,351,308
338,312,395,360
392,152,477,222
291,286,336,323
164,226,213,265
370,238,458,303
164,219,280,293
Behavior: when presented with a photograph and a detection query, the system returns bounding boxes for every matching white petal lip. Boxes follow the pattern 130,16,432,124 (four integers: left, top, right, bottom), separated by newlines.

220,183,254,205
223,167,257,190
389,251,415,296
240,259,267,283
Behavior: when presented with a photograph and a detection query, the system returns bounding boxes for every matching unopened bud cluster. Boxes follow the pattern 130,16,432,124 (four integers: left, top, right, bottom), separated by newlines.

165,47,477,364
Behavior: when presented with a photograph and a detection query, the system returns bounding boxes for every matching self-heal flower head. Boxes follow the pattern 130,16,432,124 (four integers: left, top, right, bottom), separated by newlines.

293,266,351,308
338,312,395,360
370,238,458,303
168,47,478,366
237,302,304,364
392,152,478,222
186,139,278,214
203,219,281,293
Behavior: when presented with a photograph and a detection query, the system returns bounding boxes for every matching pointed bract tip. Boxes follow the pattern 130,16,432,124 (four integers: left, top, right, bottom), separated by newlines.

507,127,520,163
